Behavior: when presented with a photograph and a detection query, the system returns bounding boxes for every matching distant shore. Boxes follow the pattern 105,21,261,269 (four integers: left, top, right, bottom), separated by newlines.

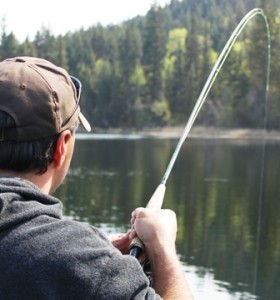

91,126,280,141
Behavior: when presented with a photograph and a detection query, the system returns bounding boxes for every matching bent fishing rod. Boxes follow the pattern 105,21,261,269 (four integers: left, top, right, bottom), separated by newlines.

130,7,271,259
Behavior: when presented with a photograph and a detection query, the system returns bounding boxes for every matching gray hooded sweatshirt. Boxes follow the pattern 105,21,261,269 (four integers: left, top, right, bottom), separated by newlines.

0,176,161,299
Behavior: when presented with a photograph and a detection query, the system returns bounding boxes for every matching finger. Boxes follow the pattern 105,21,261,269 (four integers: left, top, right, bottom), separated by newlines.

129,227,137,240
133,207,150,219
130,207,145,224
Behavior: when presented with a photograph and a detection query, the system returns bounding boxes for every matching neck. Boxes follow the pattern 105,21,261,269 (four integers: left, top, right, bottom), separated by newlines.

0,168,54,195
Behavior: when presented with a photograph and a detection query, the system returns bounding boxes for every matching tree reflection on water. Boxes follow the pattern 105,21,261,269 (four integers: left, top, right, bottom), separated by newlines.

56,136,280,300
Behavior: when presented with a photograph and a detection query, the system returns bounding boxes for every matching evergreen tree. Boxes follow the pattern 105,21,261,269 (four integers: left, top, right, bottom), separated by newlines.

0,32,19,59
143,6,168,104
17,38,37,57
184,14,201,117
164,28,188,121
119,26,143,126
0,0,278,129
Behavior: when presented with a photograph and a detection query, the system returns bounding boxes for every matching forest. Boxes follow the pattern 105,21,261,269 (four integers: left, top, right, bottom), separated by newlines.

0,0,279,130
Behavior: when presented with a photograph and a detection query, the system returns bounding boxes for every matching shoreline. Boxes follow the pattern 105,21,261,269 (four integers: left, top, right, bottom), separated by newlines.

90,126,280,141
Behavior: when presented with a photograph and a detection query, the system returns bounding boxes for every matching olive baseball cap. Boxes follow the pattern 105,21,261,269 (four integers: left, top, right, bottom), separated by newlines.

0,56,91,141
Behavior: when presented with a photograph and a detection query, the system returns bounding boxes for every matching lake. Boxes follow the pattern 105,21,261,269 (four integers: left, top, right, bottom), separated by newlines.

55,134,280,300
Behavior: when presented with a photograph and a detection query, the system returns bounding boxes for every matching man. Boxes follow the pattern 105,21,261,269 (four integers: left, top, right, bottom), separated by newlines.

0,56,194,299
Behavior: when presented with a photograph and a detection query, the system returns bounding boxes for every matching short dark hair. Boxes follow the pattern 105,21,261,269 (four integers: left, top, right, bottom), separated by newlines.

0,111,59,174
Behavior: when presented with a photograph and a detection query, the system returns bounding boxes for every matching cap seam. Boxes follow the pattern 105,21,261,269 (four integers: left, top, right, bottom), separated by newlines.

27,63,59,125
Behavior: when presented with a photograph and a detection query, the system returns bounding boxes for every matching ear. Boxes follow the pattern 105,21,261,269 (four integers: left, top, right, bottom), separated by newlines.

53,130,72,167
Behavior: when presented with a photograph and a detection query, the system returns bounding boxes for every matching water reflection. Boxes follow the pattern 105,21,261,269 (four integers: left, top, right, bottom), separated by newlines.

55,136,280,300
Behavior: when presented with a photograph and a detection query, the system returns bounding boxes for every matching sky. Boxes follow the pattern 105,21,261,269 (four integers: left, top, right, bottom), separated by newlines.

1,0,171,42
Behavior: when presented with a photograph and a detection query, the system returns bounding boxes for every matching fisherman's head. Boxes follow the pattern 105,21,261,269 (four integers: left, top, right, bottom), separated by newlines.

0,56,91,176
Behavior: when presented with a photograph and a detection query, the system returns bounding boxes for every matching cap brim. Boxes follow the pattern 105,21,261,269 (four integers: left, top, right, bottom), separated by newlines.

79,112,91,132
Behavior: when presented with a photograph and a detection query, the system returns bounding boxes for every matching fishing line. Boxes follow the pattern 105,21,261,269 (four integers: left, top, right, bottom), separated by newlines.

130,8,271,260
252,10,271,296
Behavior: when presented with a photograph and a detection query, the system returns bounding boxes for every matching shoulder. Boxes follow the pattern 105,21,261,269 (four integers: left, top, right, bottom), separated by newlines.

37,218,160,298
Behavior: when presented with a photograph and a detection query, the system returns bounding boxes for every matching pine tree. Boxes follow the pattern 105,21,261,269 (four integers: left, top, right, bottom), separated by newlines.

143,5,168,104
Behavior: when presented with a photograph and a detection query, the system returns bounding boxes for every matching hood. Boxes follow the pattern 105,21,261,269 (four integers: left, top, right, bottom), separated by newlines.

0,176,62,231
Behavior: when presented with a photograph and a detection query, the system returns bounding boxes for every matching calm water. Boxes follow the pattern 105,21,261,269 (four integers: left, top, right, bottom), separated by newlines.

55,134,280,300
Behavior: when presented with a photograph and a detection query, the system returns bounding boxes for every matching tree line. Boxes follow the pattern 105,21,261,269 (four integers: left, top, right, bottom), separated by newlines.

0,0,279,130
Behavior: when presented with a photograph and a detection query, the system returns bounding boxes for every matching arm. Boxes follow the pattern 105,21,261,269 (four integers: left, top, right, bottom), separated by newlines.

130,208,194,300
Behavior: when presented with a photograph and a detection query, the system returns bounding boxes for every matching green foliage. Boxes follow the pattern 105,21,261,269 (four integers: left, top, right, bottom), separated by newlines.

0,0,279,129
166,28,187,56
151,98,171,124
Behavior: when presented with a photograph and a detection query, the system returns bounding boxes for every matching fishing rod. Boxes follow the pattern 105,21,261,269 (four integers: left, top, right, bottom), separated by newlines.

130,8,271,259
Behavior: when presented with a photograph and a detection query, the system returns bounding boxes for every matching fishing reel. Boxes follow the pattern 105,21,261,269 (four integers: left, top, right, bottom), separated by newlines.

130,245,153,286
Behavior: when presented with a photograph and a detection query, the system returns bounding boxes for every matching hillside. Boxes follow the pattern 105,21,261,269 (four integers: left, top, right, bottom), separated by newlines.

0,0,279,130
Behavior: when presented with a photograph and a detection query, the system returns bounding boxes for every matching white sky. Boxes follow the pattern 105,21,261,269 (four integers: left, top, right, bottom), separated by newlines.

1,0,171,42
